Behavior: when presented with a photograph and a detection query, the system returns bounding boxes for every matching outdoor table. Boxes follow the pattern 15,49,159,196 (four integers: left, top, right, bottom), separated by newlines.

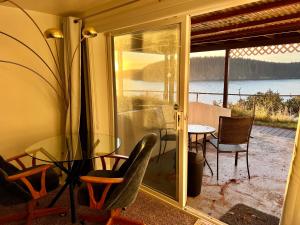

25,133,121,224
188,124,215,176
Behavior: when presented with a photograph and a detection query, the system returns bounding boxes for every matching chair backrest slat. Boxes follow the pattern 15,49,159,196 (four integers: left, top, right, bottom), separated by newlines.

218,116,254,145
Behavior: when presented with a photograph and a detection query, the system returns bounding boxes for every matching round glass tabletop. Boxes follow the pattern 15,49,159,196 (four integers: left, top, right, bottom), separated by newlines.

25,133,121,163
188,124,216,134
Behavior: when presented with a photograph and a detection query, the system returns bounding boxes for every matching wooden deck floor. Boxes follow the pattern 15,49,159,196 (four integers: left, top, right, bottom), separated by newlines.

252,125,296,139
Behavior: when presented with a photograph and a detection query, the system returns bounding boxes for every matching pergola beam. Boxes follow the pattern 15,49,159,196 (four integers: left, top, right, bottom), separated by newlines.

191,20,300,43
191,13,300,37
191,0,300,25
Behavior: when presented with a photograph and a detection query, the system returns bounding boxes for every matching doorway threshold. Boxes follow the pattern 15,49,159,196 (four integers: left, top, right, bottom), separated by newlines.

185,206,227,225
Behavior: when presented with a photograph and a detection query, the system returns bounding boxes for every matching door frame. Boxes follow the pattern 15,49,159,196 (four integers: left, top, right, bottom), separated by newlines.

106,15,191,208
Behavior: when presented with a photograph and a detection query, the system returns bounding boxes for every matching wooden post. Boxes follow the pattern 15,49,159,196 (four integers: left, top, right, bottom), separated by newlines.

223,49,230,108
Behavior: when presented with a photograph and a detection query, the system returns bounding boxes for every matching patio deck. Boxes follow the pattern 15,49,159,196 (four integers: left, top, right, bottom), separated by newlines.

187,125,295,221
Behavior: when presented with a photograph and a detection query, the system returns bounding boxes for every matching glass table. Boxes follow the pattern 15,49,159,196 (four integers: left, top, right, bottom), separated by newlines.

188,124,215,176
25,133,121,224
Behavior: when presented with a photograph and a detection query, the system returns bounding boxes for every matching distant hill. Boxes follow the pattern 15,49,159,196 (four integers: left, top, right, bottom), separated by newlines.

190,57,300,81
118,57,300,82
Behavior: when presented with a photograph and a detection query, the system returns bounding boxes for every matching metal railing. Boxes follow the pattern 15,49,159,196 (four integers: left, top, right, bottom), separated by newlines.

189,91,300,103
122,90,300,102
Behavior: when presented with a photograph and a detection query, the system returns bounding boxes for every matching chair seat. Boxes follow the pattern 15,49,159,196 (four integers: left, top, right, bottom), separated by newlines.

209,138,247,152
78,170,121,207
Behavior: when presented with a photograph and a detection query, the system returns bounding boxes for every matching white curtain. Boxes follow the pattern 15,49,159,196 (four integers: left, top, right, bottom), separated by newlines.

63,17,81,136
280,116,300,225
62,17,82,157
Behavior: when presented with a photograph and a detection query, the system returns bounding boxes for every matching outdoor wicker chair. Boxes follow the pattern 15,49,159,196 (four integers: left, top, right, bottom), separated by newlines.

209,116,254,180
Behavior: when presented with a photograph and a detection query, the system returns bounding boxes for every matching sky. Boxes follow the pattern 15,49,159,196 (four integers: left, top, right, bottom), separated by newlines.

190,49,300,63
115,44,300,73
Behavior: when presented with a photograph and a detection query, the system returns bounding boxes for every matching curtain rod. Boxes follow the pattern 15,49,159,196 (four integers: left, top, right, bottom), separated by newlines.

74,0,140,23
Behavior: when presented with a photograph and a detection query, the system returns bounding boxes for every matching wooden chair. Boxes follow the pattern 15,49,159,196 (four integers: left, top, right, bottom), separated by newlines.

77,133,157,225
0,153,67,225
208,116,254,180
157,106,176,163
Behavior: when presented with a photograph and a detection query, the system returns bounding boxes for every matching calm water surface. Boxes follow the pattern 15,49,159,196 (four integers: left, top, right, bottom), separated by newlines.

123,79,300,104
189,79,300,104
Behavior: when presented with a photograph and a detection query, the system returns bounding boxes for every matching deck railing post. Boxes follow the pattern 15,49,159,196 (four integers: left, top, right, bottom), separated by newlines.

223,49,230,108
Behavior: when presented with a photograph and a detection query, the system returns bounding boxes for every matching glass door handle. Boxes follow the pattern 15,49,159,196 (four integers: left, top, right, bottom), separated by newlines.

175,111,183,131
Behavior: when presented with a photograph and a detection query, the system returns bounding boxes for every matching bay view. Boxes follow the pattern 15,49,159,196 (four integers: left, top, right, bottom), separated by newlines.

189,79,300,104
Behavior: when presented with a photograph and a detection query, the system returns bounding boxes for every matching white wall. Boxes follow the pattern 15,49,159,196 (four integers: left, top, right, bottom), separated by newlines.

0,6,63,160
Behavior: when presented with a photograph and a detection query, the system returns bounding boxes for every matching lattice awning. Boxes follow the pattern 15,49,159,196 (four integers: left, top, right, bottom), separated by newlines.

230,43,300,58
191,0,300,52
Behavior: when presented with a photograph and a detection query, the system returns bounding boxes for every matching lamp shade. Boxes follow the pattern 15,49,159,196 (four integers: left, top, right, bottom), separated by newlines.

82,27,97,38
44,28,64,39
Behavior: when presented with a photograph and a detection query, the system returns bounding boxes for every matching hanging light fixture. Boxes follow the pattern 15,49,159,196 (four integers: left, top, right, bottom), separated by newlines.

44,28,64,39
82,27,98,38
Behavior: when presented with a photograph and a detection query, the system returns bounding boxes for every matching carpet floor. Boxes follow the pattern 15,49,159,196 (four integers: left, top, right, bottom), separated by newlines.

1,188,198,225
144,149,177,198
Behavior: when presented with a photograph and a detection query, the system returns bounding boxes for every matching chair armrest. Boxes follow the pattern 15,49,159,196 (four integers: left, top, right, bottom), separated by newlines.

100,154,129,171
6,153,28,162
80,175,124,209
80,176,124,184
6,164,52,199
6,153,36,169
105,154,129,160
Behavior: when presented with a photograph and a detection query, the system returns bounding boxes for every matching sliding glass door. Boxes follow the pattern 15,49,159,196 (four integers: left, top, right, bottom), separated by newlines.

110,17,190,205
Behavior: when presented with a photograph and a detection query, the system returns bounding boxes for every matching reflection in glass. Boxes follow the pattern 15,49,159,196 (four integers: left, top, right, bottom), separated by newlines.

113,25,180,199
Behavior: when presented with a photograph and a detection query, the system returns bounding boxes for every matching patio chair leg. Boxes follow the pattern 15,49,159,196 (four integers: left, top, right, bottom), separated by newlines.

157,140,162,162
162,140,167,155
246,152,250,179
235,152,238,166
217,151,219,180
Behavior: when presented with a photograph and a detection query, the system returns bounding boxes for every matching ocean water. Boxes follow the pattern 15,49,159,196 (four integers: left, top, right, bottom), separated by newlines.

122,78,300,104
189,79,300,104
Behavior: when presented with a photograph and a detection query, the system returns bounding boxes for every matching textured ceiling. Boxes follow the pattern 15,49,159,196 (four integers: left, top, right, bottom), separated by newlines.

0,0,134,17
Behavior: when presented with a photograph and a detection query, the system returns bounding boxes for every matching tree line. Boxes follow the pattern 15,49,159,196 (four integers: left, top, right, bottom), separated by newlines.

190,57,300,81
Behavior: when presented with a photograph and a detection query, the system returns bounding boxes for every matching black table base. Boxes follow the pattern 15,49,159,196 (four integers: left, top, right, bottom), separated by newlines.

49,160,86,224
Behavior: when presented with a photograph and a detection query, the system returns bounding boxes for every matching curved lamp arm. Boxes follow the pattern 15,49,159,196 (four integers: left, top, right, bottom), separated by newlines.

2,0,62,77
0,60,66,104
0,31,64,91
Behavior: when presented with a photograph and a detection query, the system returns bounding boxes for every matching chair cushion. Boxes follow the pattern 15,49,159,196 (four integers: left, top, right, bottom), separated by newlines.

0,156,20,175
209,139,247,152
0,168,31,206
78,170,121,207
